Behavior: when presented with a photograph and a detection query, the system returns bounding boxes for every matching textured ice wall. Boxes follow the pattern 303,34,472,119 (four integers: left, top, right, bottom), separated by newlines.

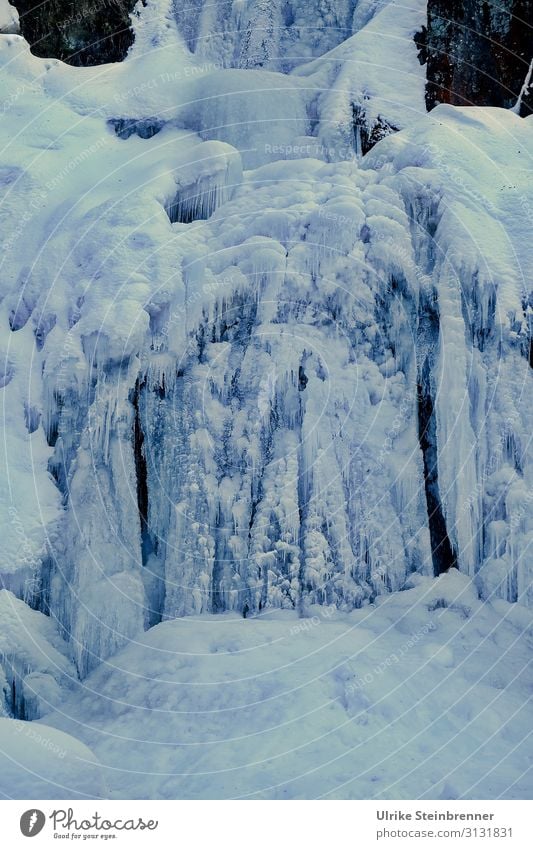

35,110,533,676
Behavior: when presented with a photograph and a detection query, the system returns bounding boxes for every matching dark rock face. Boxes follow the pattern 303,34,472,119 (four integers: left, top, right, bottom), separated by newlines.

13,0,138,65
422,1,533,115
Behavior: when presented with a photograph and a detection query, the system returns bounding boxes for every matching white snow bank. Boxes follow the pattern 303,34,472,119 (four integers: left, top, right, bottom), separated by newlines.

44,573,533,799
0,718,105,799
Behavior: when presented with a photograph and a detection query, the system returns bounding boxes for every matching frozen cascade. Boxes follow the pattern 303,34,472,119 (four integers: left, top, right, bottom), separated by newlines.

161,0,359,72
49,360,148,677
0,15,531,680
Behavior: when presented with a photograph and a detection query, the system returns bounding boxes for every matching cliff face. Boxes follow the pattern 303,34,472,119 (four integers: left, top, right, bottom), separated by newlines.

13,0,137,64
422,0,533,115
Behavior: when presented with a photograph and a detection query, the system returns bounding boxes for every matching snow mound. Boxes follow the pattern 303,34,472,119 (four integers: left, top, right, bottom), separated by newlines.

0,718,105,799
43,573,533,799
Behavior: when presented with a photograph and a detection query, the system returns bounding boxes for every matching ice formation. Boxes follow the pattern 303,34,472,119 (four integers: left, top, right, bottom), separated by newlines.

0,0,531,797
0,590,75,720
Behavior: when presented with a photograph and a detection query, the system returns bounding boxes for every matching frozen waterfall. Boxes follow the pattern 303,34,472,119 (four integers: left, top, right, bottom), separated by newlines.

0,0,530,696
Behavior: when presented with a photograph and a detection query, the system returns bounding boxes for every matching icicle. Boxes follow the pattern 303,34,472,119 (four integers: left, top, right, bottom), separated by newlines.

511,58,533,114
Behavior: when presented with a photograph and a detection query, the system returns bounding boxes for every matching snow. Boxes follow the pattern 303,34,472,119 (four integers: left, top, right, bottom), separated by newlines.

0,1,18,34
41,572,533,799
0,717,106,799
